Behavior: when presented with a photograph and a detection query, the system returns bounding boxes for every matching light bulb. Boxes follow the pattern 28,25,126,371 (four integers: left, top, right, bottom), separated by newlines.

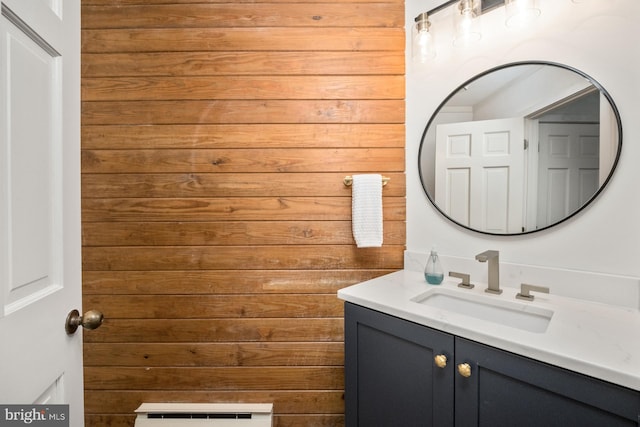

453,0,481,46
412,13,436,62
505,0,541,28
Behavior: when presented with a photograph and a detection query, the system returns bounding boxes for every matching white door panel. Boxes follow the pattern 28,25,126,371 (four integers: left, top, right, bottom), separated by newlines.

537,123,599,228
0,0,82,423
3,15,60,311
435,117,525,233
445,168,471,226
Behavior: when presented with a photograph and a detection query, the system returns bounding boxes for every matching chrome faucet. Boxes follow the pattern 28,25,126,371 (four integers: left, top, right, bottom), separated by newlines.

475,250,502,295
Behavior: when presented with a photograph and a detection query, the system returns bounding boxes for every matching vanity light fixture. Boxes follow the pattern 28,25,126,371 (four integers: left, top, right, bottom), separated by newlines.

412,0,542,63
504,0,541,28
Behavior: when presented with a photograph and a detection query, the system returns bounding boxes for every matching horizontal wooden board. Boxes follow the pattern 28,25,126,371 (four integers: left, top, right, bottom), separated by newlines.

83,318,344,343
81,173,406,198
82,75,405,101
82,3,403,29
81,124,406,150
81,100,405,125
83,0,381,4
85,415,132,427
83,342,344,367
275,415,344,427
85,414,345,427
84,294,343,318
82,269,393,295
84,390,344,415
84,366,344,390
81,148,404,173
81,196,406,222
82,245,404,271
81,51,404,77
81,220,405,246
82,27,404,53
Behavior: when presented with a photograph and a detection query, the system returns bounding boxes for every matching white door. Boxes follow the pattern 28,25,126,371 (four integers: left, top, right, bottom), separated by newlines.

537,122,600,228
0,0,85,424
435,118,525,233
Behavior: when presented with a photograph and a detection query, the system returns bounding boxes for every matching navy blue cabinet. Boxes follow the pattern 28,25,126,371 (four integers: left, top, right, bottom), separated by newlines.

345,302,640,427
345,302,454,426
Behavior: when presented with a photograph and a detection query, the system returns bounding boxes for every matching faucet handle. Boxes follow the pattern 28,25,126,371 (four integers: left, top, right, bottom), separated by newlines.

516,283,550,301
449,271,474,289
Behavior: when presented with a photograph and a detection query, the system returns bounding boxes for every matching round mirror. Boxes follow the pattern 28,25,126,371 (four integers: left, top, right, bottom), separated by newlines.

418,61,622,235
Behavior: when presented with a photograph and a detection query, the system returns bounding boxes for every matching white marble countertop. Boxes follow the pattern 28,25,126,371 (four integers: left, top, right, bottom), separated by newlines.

338,270,640,391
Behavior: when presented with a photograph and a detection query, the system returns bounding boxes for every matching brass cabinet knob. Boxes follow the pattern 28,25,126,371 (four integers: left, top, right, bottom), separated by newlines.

434,354,447,368
65,309,104,335
457,363,472,378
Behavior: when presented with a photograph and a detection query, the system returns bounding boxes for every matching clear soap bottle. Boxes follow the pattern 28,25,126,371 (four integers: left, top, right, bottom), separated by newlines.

424,248,444,285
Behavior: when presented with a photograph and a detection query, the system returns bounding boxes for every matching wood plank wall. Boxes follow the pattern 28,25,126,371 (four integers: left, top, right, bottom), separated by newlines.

80,1,405,426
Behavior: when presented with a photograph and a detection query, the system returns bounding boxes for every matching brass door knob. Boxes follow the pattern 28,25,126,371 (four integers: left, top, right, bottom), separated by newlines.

434,354,447,369
457,363,472,378
65,309,104,335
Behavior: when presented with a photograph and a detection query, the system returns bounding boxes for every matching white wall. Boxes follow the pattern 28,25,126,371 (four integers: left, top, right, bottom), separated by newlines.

406,1,640,292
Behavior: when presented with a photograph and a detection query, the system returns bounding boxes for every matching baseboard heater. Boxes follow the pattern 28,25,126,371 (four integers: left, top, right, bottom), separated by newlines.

134,403,273,426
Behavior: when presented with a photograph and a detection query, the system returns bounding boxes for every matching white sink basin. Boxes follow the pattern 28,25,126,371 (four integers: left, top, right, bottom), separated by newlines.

411,289,553,333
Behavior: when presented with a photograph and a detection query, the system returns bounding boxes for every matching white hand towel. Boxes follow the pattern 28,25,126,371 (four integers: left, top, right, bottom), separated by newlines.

351,174,383,248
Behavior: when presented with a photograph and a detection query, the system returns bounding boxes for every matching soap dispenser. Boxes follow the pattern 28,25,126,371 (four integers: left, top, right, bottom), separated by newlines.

424,248,444,285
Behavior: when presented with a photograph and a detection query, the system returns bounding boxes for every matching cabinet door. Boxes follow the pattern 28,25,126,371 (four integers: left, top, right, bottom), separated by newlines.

344,303,455,427
455,337,640,427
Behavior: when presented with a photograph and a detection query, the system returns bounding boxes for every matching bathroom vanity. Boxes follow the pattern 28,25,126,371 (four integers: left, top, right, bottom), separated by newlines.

339,270,640,426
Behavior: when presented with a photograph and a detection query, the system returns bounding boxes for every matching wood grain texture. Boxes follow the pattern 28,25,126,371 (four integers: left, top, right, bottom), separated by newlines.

82,245,404,270
81,99,405,125
84,0,377,4
82,270,393,294
84,367,344,390
81,197,406,222
81,0,405,425
82,52,404,77
84,342,344,367
81,124,405,149
82,220,405,246
81,148,405,173
81,173,406,197
82,3,403,28
85,390,344,414
81,28,404,53
83,294,344,318
83,318,344,343
82,75,405,101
